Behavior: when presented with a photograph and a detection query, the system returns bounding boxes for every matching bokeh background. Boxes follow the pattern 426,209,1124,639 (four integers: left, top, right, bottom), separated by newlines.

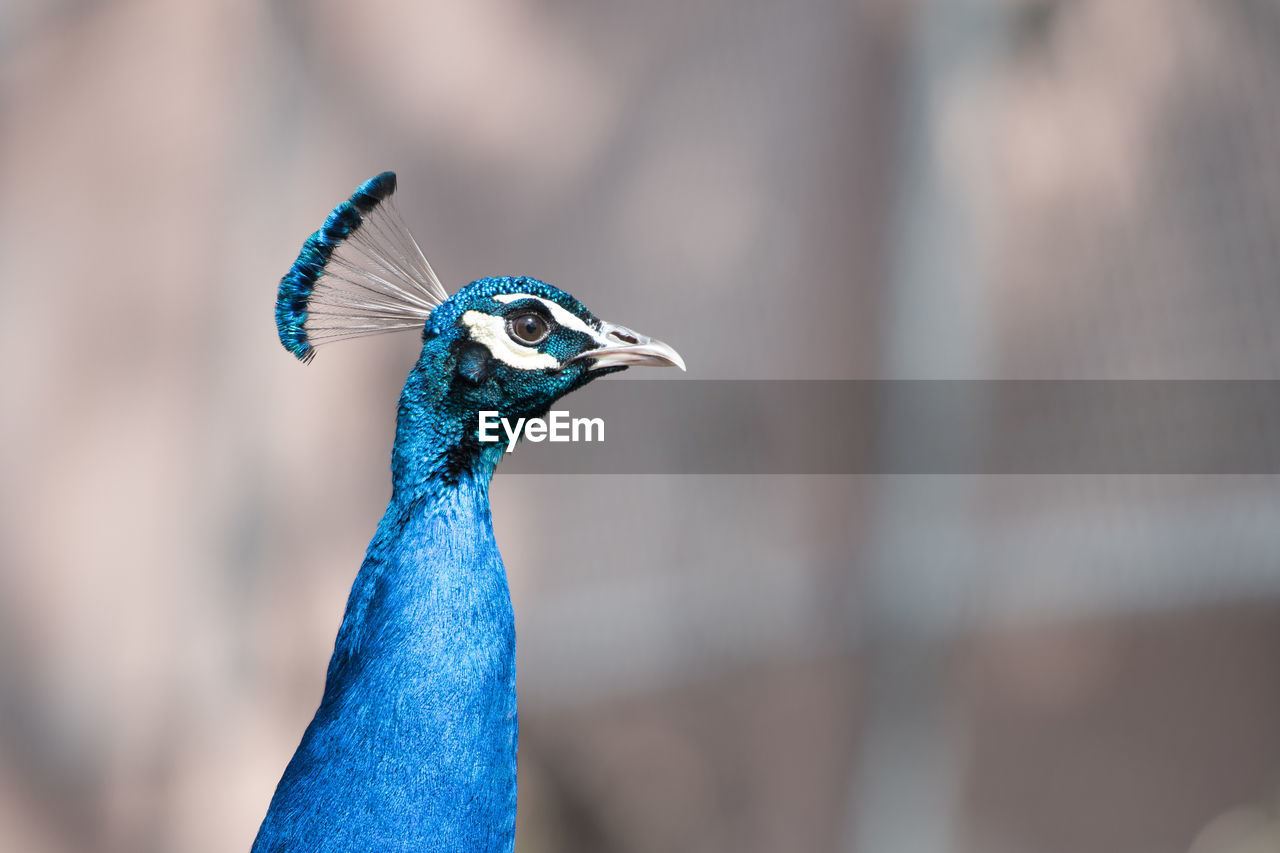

3,1,1280,851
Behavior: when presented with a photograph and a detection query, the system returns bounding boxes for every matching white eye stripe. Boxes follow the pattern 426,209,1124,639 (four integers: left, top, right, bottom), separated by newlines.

460,310,561,370
492,293,603,342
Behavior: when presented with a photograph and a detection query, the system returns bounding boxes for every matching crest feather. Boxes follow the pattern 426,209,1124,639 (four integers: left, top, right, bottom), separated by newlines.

276,172,448,363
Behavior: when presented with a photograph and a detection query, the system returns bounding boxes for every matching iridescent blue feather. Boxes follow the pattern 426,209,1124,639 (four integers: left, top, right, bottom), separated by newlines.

276,172,447,363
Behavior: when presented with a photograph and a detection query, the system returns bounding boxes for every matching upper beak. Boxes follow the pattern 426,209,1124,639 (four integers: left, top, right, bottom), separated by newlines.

569,321,686,371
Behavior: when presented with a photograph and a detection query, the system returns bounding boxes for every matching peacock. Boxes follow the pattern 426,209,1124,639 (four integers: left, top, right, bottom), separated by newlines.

252,173,684,852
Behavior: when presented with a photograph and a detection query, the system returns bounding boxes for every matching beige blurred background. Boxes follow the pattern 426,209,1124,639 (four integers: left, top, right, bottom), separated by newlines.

3,1,1280,852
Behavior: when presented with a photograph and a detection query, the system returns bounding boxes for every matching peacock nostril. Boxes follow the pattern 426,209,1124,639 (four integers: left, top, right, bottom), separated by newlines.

609,329,639,345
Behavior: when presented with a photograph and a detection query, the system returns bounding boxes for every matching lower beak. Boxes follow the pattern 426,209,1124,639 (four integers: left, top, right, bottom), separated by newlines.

570,321,687,371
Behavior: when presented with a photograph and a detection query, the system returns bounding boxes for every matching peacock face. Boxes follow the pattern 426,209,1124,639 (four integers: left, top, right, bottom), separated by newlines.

422,276,683,423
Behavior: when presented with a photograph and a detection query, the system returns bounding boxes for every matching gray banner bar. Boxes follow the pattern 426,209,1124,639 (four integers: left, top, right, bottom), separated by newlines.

493,381,1280,474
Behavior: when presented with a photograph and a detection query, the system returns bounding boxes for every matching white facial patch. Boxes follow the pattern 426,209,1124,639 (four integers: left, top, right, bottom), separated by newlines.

460,310,562,371
493,293,606,345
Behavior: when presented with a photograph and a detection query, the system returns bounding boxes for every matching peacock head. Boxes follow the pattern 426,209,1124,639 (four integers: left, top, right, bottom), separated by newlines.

275,172,683,469
418,275,683,424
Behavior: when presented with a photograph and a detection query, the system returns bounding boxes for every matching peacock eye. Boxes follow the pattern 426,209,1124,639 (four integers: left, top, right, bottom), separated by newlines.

507,312,550,345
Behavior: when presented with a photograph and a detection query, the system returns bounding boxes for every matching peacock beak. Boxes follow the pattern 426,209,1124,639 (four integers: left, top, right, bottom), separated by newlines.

571,321,686,371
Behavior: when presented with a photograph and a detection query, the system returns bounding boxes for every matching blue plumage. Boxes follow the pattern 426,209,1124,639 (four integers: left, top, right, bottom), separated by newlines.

253,469,516,852
255,175,683,852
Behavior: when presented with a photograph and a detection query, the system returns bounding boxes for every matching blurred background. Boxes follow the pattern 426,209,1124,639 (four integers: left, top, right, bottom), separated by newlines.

3,1,1280,851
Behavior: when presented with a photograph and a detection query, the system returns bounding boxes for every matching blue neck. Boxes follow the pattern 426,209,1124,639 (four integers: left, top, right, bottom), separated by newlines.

253,364,518,853
389,347,507,500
